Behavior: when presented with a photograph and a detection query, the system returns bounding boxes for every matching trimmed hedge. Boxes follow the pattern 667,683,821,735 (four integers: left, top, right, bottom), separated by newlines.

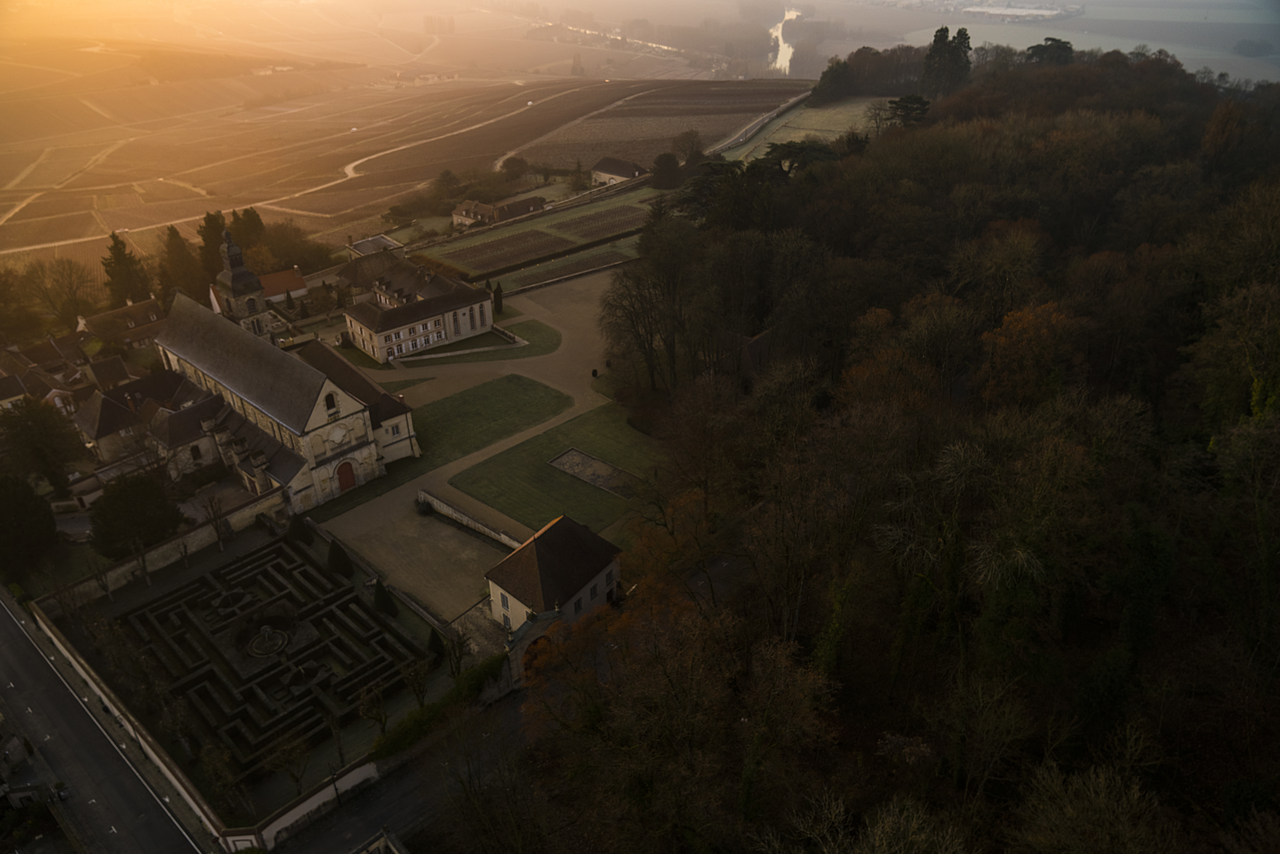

371,652,507,759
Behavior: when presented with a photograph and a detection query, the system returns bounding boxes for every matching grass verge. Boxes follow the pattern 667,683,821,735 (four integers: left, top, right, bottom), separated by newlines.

371,652,506,759
449,403,661,536
337,345,395,371
380,377,436,394
400,320,560,367
307,374,573,523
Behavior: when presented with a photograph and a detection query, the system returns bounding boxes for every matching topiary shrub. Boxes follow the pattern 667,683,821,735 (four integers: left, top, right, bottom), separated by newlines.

327,541,353,578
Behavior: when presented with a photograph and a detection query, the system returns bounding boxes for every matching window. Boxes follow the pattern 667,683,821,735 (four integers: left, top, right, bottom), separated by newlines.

574,598,582,615
408,326,417,334
479,304,486,326
393,331,401,340
386,348,394,358
452,312,460,335
469,306,476,330
390,424,400,436
191,445,202,462
500,592,509,610
590,584,598,600
383,335,392,344
503,614,511,629
127,319,136,328
324,393,336,411
395,343,404,355
246,298,257,313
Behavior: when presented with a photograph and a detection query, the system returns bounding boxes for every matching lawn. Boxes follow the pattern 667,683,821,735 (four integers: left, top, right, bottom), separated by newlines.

449,403,662,538
400,319,560,367
381,377,436,394
337,345,396,371
307,374,572,523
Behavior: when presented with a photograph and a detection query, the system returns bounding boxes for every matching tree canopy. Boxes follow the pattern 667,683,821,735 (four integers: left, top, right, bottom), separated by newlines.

0,399,86,499
89,474,183,559
101,233,153,307
0,475,57,571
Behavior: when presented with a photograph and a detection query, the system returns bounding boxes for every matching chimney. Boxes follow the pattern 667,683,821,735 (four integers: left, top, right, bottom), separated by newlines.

250,451,270,493
230,436,248,465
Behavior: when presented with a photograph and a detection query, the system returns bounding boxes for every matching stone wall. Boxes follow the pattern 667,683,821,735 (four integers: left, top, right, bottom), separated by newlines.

415,489,522,550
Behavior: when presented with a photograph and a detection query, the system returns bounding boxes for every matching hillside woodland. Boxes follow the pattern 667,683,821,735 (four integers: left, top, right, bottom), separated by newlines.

450,42,1280,854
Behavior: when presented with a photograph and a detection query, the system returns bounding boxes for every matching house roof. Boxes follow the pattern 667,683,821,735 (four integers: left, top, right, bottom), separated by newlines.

294,340,410,429
336,253,416,291
590,157,648,179
452,200,494,221
73,391,138,440
155,295,327,435
147,394,226,450
87,356,132,390
494,196,546,221
345,279,488,334
258,267,307,300
351,235,402,256
82,299,165,345
19,333,90,370
0,373,24,402
485,516,619,613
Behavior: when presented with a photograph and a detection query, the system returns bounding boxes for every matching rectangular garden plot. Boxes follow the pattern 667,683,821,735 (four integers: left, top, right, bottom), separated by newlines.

550,205,648,241
549,447,641,499
438,230,574,274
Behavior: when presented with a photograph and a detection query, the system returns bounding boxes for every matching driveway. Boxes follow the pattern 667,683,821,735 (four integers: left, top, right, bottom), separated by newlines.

323,270,617,616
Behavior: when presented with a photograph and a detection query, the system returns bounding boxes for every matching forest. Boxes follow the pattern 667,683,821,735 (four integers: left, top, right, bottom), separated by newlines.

447,36,1280,854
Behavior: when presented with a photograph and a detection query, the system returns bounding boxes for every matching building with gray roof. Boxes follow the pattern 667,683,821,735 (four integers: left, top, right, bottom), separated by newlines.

155,295,415,512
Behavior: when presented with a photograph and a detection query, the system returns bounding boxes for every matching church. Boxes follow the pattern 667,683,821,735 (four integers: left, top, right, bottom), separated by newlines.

152,233,418,513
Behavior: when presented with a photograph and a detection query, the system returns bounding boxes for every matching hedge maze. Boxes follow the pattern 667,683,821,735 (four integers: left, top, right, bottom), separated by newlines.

116,539,423,774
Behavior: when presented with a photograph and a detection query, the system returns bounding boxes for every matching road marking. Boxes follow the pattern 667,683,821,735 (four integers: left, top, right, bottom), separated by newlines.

44,735,50,741
26,707,32,713
89,799,96,804
109,826,117,833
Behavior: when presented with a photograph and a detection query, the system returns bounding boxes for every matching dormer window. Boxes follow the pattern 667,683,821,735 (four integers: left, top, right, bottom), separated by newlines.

324,392,336,411
127,319,136,328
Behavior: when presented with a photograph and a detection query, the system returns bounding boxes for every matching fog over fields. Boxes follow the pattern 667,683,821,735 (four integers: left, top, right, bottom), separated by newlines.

0,0,1275,268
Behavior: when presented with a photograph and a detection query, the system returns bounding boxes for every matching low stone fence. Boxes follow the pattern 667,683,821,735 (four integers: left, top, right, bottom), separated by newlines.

224,759,380,851
54,487,286,606
415,489,523,550
29,601,225,846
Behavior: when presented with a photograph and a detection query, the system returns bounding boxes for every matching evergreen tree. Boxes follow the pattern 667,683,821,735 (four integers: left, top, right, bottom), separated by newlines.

101,233,152,307
0,399,84,499
374,579,399,616
493,281,503,315
0,475,57,570
89,474,183,560
161,225,207,307
197,211,227,280
328,540,354,577
921,26,971,97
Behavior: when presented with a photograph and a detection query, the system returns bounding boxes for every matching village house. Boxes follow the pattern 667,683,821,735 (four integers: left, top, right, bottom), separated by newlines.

156,295,418,512
484,516,621,632
590,157,648,185
452,196,547,228
77,298,166,351
343,256,494,364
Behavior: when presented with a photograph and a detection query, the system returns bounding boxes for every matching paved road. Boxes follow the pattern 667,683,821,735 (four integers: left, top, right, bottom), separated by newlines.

0,599,203,854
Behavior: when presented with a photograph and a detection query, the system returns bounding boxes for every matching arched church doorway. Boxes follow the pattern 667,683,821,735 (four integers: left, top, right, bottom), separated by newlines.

336,461,356,492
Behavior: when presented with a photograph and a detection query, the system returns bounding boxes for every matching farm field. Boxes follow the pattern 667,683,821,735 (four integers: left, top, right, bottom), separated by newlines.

420,191,656,278
518,79,812,170
0,69,803,266
720,97,879,161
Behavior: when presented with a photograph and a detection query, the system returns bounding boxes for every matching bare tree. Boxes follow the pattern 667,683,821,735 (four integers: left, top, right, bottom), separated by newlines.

24,258,97,332
322,705,346,767
357,684,389,735
400,656,434,709
204,493,227,551
201,741,254,818
265,732,313,796
445,630,471,680
87,553,113,602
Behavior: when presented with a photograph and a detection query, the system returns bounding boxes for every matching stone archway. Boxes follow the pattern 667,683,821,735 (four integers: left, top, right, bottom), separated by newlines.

336,461,356,492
